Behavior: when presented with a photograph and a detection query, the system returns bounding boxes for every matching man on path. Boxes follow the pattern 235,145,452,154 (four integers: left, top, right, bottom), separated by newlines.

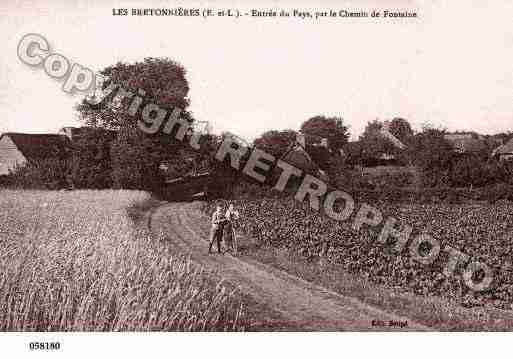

224,204,240,255
208,204,226,254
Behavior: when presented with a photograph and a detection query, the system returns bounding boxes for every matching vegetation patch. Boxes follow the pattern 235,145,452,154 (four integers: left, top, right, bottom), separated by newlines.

202,197,513,312
0,190,248,331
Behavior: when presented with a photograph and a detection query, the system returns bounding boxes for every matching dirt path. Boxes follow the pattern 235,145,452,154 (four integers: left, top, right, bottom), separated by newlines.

148,202,431,331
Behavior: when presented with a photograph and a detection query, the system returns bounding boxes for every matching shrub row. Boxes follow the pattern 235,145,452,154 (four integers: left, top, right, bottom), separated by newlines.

1,158,73,190
350,184,513,204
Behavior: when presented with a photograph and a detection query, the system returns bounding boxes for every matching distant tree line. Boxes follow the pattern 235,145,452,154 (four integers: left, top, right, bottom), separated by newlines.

3,57,512,202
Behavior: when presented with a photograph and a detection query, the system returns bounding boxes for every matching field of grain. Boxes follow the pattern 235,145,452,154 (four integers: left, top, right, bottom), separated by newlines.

0,190,246,331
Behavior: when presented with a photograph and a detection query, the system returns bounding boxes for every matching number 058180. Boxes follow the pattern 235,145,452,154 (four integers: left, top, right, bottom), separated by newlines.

29,342,61,350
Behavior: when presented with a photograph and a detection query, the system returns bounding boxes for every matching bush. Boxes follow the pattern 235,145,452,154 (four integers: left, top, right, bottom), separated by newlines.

110,129,164,191
449,155,494,188
71,130,115,189
481,183,513,203
363,171,414,189
418,151,513,190
492,159,513,185
331,167,415,194
4,158,73,190
0,175,9,188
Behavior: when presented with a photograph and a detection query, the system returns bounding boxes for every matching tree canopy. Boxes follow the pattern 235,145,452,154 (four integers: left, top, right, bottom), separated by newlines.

358,120,397,161
253,129,297,158
300,115,349,152
75,57,193,190
76,57,190,130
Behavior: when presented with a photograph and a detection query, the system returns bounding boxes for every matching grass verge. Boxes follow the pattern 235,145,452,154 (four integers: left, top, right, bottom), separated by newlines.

242,242,513,331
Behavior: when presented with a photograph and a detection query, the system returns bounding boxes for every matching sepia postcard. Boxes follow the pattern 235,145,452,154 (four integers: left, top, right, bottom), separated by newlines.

1,0,513,357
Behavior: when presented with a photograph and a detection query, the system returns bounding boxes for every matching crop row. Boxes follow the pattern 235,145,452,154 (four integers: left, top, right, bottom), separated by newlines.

205,198,513,310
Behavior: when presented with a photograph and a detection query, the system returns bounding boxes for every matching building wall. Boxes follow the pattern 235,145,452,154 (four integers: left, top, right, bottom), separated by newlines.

0,136,27,175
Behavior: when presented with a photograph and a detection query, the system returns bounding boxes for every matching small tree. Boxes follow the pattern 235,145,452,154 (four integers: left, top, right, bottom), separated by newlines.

406,126,454,187
359,120,397,163
300,115,350,152
253,129,297,158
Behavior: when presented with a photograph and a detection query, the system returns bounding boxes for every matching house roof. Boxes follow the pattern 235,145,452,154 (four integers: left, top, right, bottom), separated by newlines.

380,122,407,150
61,126,93,135
493,138,513,157
1,133,71,161
60,126,117,138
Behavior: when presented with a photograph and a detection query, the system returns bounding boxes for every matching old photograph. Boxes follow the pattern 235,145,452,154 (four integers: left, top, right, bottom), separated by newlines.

1,0,513,356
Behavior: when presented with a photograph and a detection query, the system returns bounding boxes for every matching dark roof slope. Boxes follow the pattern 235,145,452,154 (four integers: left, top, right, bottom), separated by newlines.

281,146,318,174
493,138,513,156
1,133,72,161
61,126,117,138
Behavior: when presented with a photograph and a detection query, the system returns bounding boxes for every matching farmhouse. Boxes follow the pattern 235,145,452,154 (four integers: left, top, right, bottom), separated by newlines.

0,133,71,175
342,121,407,167
492,137,513,161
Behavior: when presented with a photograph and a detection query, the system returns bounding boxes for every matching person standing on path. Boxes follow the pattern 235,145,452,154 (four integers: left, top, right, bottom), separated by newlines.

224,204,240,255
208,204,226,254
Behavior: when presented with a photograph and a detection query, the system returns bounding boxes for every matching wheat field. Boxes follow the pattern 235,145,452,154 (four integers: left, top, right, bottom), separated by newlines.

0,190,246,331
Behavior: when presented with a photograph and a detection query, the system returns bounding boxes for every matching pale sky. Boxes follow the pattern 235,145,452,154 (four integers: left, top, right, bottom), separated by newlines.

1,0,513,141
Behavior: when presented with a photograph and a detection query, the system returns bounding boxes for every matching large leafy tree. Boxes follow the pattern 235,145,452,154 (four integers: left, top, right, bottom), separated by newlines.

300,116,350,152
76,57,189,129
75,57,193,190
358,120,397,162
388,117,414,144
